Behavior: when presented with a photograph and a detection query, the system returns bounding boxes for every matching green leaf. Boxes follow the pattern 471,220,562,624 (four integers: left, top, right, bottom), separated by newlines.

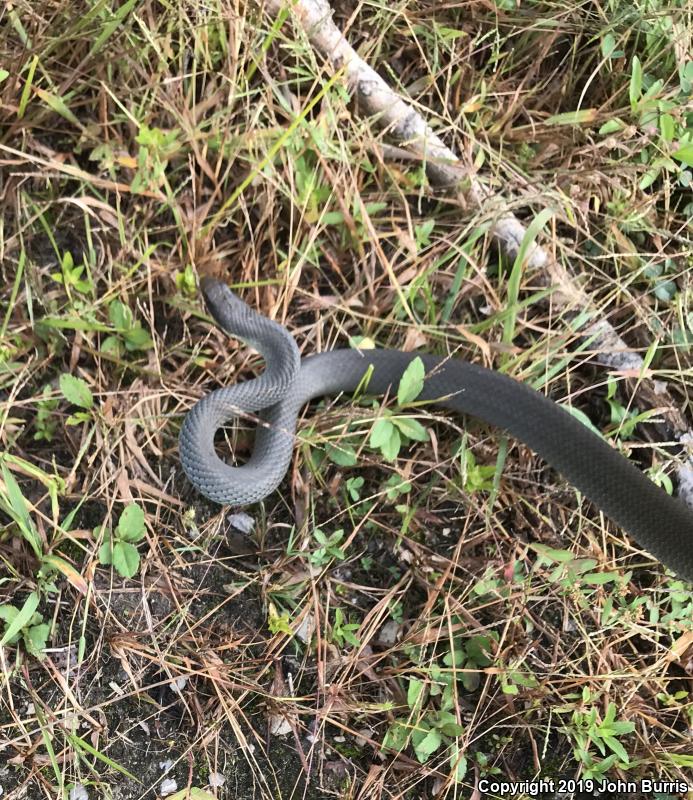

346,476,364,500
532,544,576,563
101,335,123,357
382,722,410,752
123,325,153,351
545,109,597,126
268,608,292,635
0,592,39,646
370,417,403,459
109,299,133,331
465,634,495,667
42,554,88,594
18,55,38,119
87,0,139,59
66,731,137,780
599,119,625,135
38,316,109,333
450,741,468,782
25,622,50,656
60,372,94,409
659,113,676,142
414,218,435,248
112,541,140,579
504,207,553,345
508,670,538,688
0,463,42,558
570,559,598,575
0,69,9,83
327,543,346,560
327,529,344,545
370,417,394,449
443,648,465,667
639,166,660,191
407,678,426,711
0,606,20,642
601,33,616,58
66,411,91,426
391,416,429,442
608,720,635,735
602,735,630,763
117,503,145,541
640,79,663,105
35,88,81,126
629,56,642,109
98,540,113,565
439,721,465,737
384,475,411,501
326,443,358,467
680,60,693,93
413,729,442,762
380,426,401,461
349,335,376,350
313,528,328,546
0,463,31,530
341,626,360,647
0,605,19,624
654,280,677,302
672,144,693,168
167,790,216,800
583,572,619,585
397,357,425,405
564,406,606,439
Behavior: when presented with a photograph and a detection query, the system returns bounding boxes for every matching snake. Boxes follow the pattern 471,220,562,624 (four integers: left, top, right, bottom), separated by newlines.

179,277,693,582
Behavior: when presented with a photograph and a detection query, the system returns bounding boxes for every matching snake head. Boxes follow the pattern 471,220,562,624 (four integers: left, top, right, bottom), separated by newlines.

200,277,253,332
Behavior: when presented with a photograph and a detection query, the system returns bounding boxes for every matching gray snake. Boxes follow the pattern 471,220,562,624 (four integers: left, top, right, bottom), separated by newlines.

179,277,693,582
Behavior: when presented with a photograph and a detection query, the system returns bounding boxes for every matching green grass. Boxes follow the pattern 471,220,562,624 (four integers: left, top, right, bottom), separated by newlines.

0,0,691,798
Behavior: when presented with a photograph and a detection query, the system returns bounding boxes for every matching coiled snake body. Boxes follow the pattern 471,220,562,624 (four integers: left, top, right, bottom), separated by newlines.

180,278,693,581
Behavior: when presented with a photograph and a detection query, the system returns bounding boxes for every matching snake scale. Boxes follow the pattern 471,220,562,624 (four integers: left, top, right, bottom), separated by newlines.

179,277,693,582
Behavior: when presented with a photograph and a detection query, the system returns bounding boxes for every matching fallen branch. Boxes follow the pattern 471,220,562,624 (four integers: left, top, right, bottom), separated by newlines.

260,0,692,503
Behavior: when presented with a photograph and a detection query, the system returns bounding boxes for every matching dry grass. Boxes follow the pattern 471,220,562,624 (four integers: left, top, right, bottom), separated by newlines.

0,1,692,798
